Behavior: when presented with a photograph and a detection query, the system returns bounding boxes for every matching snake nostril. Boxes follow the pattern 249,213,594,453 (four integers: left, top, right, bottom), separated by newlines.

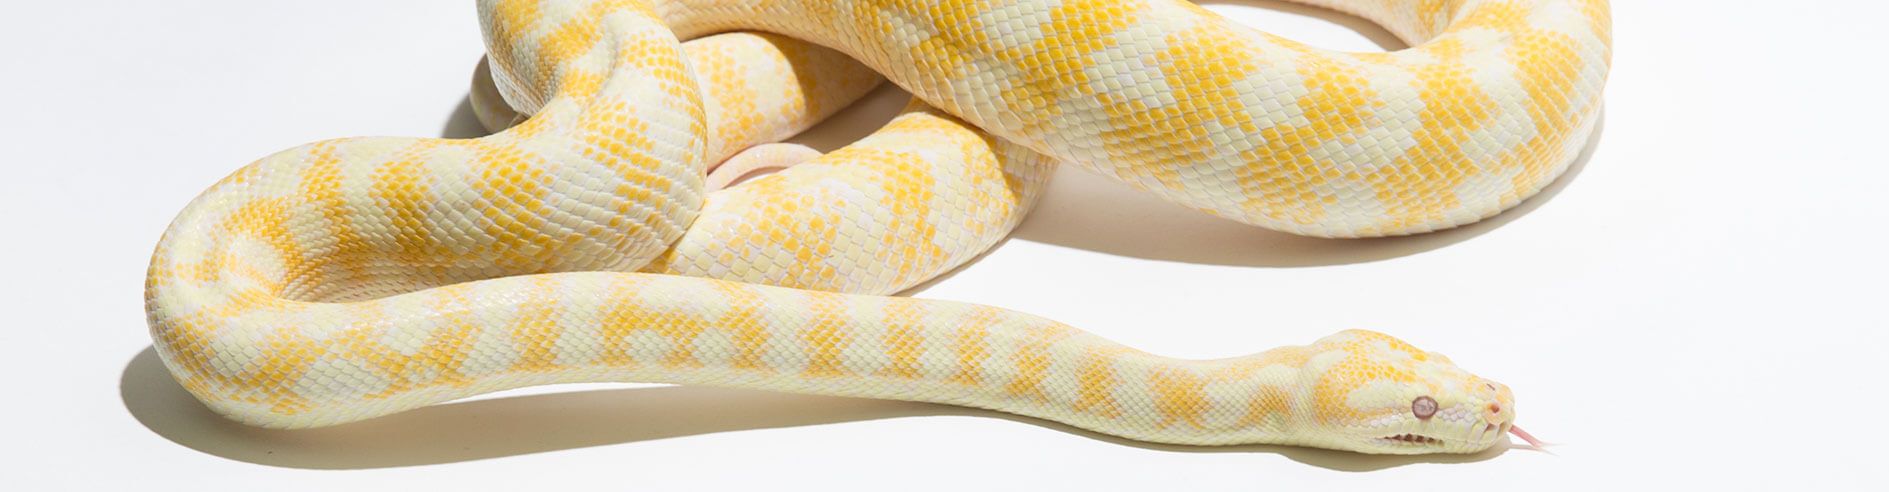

1488,403,1501,414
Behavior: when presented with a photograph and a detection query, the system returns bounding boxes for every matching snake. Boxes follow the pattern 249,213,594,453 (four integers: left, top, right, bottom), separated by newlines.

144,0,1608,455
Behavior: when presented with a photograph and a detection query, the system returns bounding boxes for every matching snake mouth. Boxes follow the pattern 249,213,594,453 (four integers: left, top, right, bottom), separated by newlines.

1375,424,1536,451
1377,433,1445,445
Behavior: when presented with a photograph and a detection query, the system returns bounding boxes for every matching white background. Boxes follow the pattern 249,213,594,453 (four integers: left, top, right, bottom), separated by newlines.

3,1,1884,490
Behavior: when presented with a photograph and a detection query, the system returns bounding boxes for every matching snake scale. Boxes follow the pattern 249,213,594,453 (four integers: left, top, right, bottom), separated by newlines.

145,0,1609,454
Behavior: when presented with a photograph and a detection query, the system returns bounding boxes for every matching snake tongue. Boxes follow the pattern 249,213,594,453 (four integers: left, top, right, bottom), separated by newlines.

1508,425,1548,450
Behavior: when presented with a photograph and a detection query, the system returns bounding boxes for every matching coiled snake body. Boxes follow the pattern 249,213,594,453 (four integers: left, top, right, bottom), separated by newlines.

146,0,1608,454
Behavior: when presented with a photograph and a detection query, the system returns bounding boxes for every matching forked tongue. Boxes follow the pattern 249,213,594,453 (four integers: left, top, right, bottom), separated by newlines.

1509,425,1548,451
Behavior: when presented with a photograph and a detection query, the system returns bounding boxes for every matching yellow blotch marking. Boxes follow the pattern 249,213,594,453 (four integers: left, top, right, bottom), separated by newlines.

706,111,969,291
211,198,303,294
1237,384,1293,433
800,295,855,377
241,326,326,415
861,119,948,286
573,97,694,247
946,308,998,385
1576,0,1614,51
1104,19,1262,190
599,278,710,368
1002,0,1139,140
209,268,266,307
1312,352,1417,424
1236,43,1381,227
1149,368,1209,429
1444,1,1598,206
680,34,879,162
468,140,576,272
879,301,926,379
1002,323,1076,401
480,0,543,102
340,290,481,398
773,35,880,128
370,143,447,268
946,112,1031,239
1367,38,1496,231
158,311,324,415
487,0,543,73
506,277,564,372
904,0,993,90
409,287,482,383
1073,346,1128,418
694,41,762,159
213,160,264,187
556,70,605,99
1451,1,1529,32
714,282,774,372
611,26,705,134
537,10,601,69
597,278,647,367
684,161,842,289
199,284,287,322
152,314,221,397
1499,31,1591,203
1414,0,1467,39
291,141,368,300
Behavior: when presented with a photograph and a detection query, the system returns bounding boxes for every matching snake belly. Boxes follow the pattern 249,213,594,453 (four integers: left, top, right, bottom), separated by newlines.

145,0,1607,454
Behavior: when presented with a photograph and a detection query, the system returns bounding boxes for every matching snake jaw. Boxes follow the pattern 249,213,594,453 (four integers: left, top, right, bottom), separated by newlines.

1376,433,1446,446
1363,428,1477,453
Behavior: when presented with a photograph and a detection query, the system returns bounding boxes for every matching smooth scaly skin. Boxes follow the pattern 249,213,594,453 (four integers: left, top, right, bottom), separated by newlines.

657,0,1610,237
146,0,1606,454
473,31,1051,293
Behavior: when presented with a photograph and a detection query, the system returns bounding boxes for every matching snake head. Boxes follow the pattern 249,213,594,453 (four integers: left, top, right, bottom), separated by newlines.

1295,330,1517,454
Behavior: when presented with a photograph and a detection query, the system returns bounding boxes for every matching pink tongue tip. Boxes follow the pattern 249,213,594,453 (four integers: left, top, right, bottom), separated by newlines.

1508,425,1548,450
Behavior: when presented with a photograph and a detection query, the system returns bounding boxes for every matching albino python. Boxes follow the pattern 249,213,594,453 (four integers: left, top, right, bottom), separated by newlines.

145,0,1608,454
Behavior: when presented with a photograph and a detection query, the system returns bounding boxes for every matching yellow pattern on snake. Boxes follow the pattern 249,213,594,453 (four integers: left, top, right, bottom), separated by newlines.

145,0,1608,454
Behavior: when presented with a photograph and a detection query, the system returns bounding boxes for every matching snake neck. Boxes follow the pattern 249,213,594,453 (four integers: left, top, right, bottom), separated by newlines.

152,269,1331,446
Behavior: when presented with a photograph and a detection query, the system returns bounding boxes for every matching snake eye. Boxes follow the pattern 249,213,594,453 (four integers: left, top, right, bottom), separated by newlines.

1412,396,1438,420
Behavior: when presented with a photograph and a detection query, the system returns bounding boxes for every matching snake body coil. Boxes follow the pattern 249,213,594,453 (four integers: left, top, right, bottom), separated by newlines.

146,0,1608,454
